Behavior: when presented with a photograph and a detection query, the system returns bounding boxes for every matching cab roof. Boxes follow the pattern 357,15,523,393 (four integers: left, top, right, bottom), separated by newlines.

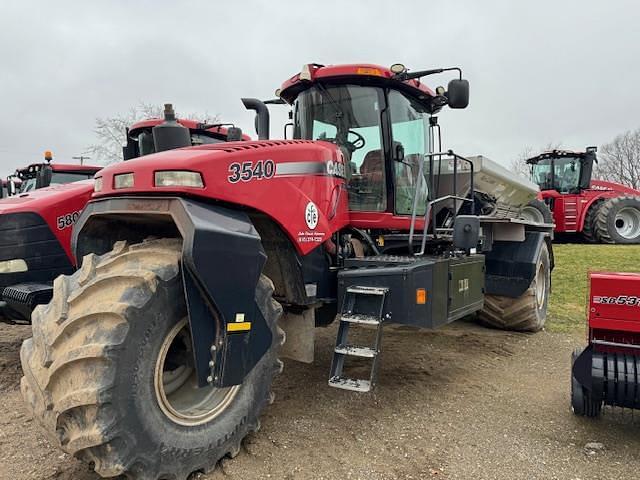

129,118,251,141
526,148,596,164
15,163,101,178
279,63,437,107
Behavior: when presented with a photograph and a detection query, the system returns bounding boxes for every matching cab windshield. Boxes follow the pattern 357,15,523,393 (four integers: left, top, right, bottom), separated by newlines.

294,84,386,211
18,170,94,193
294,84,430,213
532,157,581,193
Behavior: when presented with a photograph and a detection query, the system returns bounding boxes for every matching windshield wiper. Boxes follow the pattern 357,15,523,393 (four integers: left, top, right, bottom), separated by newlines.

315,83,346,127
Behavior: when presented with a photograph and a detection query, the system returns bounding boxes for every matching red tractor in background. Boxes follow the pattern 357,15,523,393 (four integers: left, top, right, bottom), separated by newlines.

522,147,640,243
21,63,554,480
0,105,246,322
12,151,101,194
572,271,640,416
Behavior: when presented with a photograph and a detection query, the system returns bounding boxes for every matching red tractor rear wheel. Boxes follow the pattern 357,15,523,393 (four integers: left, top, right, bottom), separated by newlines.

520,199,553,225
581,200,603,243
595,196,640,244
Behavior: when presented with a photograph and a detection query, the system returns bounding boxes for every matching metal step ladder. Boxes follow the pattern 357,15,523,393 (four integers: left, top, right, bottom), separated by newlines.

328,286,388,392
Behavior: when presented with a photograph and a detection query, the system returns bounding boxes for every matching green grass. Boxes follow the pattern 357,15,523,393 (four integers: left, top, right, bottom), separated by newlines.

547,244,640,332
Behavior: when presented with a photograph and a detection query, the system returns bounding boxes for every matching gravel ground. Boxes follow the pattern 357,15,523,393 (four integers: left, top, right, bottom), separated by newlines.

1,320,639,480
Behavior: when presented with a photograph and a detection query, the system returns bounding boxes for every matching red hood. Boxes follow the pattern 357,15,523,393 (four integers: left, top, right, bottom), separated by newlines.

589,179,640,195
0,180,94,215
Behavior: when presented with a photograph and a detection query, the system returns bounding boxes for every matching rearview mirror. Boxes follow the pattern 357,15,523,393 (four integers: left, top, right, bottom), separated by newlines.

447,79,469,109
226,127,243,142
453,215,480,251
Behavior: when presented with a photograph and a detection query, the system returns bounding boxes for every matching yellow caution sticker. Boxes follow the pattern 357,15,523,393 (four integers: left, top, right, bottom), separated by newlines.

227,322,252,332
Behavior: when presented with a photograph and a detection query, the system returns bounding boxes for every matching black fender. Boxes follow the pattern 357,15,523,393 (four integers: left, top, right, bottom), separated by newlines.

484,231,549,298
72,196,272,388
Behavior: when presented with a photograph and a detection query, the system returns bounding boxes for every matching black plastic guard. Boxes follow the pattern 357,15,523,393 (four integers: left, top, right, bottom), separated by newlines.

2,282,54,321
179,201,271,388
572,345,596,393
571,345,640,408
73,197,272,388
484,231,545,298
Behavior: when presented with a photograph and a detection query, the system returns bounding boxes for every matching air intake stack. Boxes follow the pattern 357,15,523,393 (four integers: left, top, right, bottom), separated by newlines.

152,104,192,153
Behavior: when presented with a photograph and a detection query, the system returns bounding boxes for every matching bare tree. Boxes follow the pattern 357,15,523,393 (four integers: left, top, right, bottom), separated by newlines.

86,102,219,165
510,142,563,179
596,128,640,190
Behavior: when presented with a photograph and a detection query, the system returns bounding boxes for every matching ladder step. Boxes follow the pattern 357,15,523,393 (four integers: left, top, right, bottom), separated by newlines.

340,313,381,326
346,286,389,296
335,344,377,358
328,376,372,392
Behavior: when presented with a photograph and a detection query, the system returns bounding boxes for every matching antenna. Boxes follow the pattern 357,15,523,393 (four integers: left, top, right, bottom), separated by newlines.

72,155,91,165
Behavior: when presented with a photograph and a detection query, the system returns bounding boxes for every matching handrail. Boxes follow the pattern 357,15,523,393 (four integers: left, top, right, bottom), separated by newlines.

408,150,475,255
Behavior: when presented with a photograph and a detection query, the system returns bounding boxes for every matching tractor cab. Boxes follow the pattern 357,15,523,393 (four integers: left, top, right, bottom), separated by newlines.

123,104,249,160
527,147,597,194
15,152,101,193
280,63,469,224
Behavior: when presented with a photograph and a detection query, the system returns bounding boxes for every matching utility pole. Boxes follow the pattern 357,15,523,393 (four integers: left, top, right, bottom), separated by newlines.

72,155,91,165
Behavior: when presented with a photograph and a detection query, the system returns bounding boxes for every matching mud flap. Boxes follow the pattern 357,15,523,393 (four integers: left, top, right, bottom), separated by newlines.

484,231,546,298
73,197,273,388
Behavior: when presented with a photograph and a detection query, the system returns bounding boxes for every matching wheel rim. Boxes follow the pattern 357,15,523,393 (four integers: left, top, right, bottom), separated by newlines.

154,318,239,426
521,206,545,224
614,207,640,239
535,260,547,309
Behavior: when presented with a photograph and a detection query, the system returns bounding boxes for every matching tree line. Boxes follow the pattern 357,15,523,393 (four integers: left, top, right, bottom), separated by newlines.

87,103,217,165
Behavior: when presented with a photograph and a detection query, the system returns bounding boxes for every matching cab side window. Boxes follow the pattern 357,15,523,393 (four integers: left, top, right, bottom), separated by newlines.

388,90,430,215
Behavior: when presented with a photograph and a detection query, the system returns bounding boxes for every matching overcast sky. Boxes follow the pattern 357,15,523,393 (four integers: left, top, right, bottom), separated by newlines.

1,0,639,174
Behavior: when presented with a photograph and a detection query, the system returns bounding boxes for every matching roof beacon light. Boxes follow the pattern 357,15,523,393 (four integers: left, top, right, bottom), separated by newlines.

44,150,53,162
390,63,406,75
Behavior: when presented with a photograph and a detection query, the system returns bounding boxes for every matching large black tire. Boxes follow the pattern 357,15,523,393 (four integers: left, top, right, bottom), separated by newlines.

594,196,640,244
478,242,550,332
571,349,602,417
20,238,283,480
520,199,553,224
581,200,603,243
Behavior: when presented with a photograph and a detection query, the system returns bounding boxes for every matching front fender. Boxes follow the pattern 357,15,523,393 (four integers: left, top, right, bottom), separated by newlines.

72,196,272,388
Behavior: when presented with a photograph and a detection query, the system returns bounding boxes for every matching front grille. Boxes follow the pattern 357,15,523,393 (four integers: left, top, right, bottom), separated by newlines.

3,282,53,308
0,212,73,288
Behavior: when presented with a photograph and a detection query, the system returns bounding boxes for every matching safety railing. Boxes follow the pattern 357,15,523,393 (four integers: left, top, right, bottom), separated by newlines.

408,150,475,255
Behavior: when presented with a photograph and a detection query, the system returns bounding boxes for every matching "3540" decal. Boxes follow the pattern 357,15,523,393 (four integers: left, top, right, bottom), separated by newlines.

57,211,81,230
228,160,275,183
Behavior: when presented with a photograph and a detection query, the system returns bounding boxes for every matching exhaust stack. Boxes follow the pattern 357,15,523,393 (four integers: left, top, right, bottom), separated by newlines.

241,98,270,140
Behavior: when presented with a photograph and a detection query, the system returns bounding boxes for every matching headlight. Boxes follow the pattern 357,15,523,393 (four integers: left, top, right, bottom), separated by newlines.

114,173,134,189
94,177,103,192
154,171,204,188
0,259,28,273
